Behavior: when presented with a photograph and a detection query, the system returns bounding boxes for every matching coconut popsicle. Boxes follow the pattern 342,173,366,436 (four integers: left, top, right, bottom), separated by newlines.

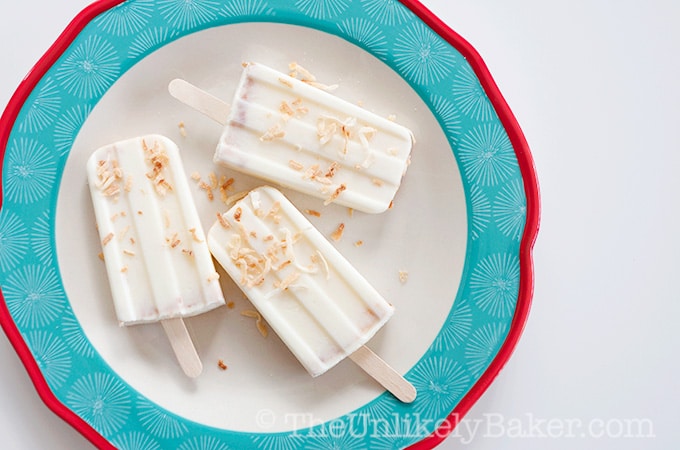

87,134,225,377
207,186,415,402
169,62,413,214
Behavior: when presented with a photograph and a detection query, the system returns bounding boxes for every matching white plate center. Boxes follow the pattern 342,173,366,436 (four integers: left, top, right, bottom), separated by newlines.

56,23,466,432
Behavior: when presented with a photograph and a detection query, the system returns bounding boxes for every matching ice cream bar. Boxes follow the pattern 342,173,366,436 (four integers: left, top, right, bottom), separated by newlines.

87,135,225,377
208,186,415,402
169,62,414,214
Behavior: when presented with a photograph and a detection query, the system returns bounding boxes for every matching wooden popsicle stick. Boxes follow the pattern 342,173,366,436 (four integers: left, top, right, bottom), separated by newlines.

168,79,230,125
161,318,203,378
349,345,416,403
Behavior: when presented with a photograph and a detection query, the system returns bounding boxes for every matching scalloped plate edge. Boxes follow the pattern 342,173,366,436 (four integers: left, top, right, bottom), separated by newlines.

0,1,540,449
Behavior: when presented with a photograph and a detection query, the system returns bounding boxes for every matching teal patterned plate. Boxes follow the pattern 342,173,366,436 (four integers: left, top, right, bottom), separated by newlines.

0,1,539,448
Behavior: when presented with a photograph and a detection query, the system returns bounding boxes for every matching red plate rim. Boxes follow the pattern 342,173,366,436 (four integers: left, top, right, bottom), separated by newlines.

0,1,540,448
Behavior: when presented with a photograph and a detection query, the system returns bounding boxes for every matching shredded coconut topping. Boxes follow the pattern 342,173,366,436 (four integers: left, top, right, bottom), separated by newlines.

102,233,114,246
260,123,285,142
324,184,347,205
241,309,268,337
95,158,123,198
330,223,345,242
142,139,173,196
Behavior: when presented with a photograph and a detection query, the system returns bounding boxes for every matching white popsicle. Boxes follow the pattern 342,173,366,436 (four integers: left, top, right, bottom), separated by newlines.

169,62,414,214
87,135,225,377
207,186,415,402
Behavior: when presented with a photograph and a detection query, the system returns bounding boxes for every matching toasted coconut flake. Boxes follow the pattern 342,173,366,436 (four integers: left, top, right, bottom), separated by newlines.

191,171,201,181
142,139,174,196
358,127,377,148
255,320,268,338
305,209,321,217
217,359,228,371
221,176,235,190
264,234,274,242
399,270,409,283
121,265,128,273
330,223,345,242
289,160,304,171
277,271,300,291
207,272,220,282
348,207,354,218
124,175,133,193
98,252,105,261
241,309,268,338
123,249,135,256
189,227,204,243
167,233,181,249
315,250,330,280
372,178,384,187
102,233,114,246
355,240,364,247
95,157,123,197
234,207,242,222
226,301,235,309
360,152,375,169
278,77,293,88
289,62,316,82
219,175,234,203
304,80,338,91
209,172,218,190
275,260,292,272
324,183,347,205
260,123,285,142
199,181,214,201
280,101,294,119
389,200,394,210
182,248,194,258
325,161,339,178
178,121,187,137
225,190,249,206
217,212,230,229
317,118,338,145
267,201,281,219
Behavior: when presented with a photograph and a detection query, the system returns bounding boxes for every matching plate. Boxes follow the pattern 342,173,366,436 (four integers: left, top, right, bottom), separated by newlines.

0,1,539,448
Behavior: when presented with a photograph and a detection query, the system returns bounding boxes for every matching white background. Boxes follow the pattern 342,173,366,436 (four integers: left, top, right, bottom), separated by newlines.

1,1,678,449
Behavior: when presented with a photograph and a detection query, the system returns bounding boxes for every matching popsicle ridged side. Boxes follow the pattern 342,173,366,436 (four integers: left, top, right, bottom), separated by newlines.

87,135,225,325
215,63,413,214
208,186,394,377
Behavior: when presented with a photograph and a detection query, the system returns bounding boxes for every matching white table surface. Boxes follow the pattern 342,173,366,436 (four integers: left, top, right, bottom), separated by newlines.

1,1,678,449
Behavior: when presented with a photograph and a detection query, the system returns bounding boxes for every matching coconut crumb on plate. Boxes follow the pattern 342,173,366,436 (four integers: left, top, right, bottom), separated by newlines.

330,223,345,242
241,309,268,338
399,270,409,284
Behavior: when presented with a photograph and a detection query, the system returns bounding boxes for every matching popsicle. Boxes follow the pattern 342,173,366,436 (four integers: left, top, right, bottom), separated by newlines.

169,62,413,214
87,135,225,377
207,186,416,403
